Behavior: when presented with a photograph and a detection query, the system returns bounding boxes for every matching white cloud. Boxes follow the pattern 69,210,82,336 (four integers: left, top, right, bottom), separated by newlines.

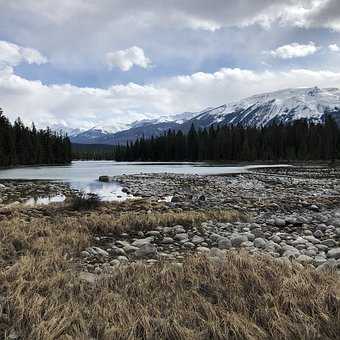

0,41,47,68
269,42,320,59
106,46,151,71
329,44,340,52
2,65,340,130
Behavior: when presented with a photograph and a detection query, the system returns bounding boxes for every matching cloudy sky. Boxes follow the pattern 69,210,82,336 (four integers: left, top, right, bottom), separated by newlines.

1,0,340,130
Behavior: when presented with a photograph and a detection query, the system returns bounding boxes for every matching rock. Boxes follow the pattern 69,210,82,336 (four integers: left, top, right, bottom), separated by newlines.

218,238,232,250
313,256,327,266
296,255,313,264
135,244,157,258
321,239,336,247
282,246,300,258
99,175,113,182
275,218,286,227
191,235,205,244
230,235,248,247
111,246,126,256
132,237,154,248
270,235,281,243
197,246,210,253
81,251,90,257
309,205,320,211
316,259,337,272
173,225,186,233
123,245,139,253
317,223,327,231
183,242,195,249
327,248,340,259
303,236,320,244
146,230,160,236
335,228,340,238
254,238,266,249
209,248,226,258
117,256,129,262
314,230,324,238
162,237,174,244
174,233,188,241
171,196,182,203
91,247,109,257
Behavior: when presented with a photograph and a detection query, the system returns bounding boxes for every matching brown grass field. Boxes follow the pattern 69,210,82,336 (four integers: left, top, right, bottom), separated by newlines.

0,201,339,339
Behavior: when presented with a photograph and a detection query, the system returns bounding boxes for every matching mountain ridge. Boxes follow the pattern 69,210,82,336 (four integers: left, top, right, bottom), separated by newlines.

69,87,340,145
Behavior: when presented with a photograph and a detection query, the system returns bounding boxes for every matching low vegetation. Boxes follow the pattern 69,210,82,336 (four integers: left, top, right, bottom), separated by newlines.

0,203,339,339
69,193,102,211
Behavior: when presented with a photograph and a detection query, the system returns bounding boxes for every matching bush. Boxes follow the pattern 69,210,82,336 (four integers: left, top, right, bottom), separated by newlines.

70,193,101,210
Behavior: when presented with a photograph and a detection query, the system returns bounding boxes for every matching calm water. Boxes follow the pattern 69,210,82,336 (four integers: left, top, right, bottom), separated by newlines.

0,161,287,203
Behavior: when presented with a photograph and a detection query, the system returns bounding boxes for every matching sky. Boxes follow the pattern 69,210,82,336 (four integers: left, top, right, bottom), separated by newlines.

1,0,340,131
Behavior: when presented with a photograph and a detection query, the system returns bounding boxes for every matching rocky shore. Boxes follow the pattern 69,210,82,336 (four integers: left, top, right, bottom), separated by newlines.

82,166,340,274
0,180,75,206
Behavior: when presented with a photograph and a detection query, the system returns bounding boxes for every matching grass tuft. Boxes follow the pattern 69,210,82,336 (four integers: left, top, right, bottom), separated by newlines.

0,205,339,339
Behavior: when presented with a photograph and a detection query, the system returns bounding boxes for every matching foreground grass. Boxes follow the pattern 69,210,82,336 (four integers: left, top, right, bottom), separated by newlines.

0,202,339,339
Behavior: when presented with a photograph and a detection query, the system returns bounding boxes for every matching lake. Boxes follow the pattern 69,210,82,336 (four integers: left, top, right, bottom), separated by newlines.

0,161,287,202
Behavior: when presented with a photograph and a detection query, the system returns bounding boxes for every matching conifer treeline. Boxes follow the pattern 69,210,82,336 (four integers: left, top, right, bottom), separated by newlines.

0,109,72,167
110,116,340,162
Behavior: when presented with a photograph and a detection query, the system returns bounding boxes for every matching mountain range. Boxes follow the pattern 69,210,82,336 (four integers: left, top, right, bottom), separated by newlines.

68,87,340,145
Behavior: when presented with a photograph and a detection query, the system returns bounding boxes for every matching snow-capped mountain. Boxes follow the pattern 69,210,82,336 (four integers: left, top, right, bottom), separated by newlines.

70,87,340,144
50,124,84,137
192,87,340,128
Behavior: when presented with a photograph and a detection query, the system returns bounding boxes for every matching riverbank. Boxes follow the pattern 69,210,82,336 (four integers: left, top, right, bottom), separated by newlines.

0,165,339,339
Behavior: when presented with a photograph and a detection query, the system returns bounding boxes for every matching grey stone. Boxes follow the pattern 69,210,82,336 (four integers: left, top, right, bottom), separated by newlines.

197,246,210,253
218,238,232,249
270,235,281,243
173,225,186,233
132,237,154,248
91,247,109,257
313,230,324,238
135,244,157,258
191,235,205,244
162,237,174,244
296,255,313,264
321,239,336,247
275,218,286,227
230,235,248,247
146,230,160,236
123,245,139,253
254,238,266,249
303,236,320,244
174,233,188,241
327,248,340,259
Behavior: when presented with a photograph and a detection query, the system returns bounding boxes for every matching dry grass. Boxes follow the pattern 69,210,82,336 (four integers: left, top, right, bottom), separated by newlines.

0,203,339,339
83,208,244,235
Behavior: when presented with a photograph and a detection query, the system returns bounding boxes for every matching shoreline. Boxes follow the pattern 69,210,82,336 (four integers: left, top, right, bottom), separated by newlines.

1,164,339,339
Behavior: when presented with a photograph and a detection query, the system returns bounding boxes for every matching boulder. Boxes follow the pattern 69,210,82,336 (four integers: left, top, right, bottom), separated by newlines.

254,238,266,249
230,235,248,247
134,244,157,258
327,248,340,259
218,238,232,250
132,237,154,248
99,175,113,182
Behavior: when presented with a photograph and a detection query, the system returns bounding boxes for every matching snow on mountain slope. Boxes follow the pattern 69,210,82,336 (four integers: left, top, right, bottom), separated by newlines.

70,87,340,144
196,87,340,127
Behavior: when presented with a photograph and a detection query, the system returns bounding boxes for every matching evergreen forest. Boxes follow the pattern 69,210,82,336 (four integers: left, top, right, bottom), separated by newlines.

0,109,72,167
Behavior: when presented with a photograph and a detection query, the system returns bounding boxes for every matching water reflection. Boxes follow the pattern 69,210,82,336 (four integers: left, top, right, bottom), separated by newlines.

70,181,134,202
24,194,66,206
